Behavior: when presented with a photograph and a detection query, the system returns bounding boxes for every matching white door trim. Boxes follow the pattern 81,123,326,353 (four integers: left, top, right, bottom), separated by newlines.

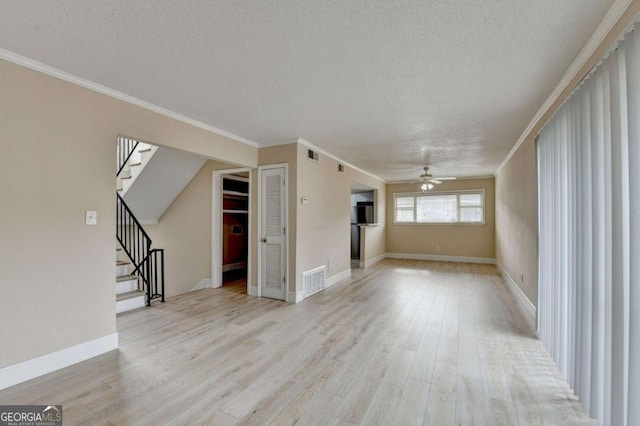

212,168,252,294
257,163,289,300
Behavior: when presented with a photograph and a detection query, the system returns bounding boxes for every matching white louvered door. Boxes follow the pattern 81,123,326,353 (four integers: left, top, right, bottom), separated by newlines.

260,167,286,300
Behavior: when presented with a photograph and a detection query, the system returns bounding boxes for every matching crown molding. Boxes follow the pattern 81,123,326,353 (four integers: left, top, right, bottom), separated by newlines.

259,138,300,148
0,48,259,148
495,0,635,175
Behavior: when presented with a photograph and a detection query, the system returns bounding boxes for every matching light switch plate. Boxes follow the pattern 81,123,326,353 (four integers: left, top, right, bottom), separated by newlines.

85,210,97,225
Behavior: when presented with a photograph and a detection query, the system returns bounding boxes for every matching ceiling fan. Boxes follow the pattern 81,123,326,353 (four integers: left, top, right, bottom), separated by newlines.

416,166,456,191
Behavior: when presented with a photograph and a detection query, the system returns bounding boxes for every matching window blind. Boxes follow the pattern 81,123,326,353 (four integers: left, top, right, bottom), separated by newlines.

537,21,640,426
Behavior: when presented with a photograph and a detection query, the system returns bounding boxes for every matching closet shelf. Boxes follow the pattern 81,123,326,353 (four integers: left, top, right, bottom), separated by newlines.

223,209,249,214
222,190,248,197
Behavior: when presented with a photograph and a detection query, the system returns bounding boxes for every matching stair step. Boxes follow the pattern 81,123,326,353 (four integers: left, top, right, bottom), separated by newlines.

116,274,138,283
116,260,130,266
116,247,122,251
116,290,146,313
138,148,151,152
116,276,138,294
120,175,132,180
116,290,145,302
128,162,142,167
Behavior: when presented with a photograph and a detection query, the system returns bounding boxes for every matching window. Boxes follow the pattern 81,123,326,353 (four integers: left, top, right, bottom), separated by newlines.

393,190,484,224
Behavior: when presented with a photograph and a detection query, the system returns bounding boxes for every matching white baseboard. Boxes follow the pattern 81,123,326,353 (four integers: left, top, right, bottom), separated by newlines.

362,254,386,268
496,262,536,319
190,278,212,292
287,291,303,304
385,253,496,264
0,333,118,390
326,269,351,288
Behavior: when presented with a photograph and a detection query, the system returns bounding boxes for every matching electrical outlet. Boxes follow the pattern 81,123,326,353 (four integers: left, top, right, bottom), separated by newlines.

435,246,440,252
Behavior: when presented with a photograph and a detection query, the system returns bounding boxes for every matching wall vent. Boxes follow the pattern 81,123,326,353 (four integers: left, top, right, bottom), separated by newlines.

338,164,344,172
303,265,326,298
307,149,319,162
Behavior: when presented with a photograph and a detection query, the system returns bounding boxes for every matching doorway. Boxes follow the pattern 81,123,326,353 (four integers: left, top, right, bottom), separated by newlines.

221,173,249,290
212,168,252,294
350,182,375,269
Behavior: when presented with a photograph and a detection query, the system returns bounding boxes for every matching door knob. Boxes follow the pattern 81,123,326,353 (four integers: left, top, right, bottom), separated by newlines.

261,238,267,243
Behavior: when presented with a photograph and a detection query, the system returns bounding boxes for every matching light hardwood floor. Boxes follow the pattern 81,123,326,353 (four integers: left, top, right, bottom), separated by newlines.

0,260,594,425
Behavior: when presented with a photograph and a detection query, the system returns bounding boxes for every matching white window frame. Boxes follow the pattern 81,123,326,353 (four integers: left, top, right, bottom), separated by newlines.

393,189,485,225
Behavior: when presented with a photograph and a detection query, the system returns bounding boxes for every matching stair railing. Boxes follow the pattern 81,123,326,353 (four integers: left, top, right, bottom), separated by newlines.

116,193,165,306
116,136,139,177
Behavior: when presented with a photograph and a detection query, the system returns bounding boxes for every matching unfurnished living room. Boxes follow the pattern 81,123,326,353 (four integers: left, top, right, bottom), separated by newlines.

0,1,639,425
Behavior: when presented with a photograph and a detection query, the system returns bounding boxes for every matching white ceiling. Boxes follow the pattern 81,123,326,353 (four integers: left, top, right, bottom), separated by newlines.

0,1,616,181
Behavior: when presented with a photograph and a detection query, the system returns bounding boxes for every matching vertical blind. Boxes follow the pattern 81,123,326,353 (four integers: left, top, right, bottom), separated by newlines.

537,22,639,426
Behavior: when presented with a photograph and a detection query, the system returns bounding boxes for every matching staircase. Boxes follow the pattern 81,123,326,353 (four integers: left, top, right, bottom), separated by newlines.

116,136,165,313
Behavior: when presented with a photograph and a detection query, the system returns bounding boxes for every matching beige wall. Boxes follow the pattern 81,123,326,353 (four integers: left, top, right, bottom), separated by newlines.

0,61,115,369
0,59,257,369
386,178,495,259
495,138,538,304
295,143,386,292
144,160,238,297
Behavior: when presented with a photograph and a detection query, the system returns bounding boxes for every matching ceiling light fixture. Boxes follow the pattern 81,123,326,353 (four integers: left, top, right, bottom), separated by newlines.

415,166,456,191
421,183,434,192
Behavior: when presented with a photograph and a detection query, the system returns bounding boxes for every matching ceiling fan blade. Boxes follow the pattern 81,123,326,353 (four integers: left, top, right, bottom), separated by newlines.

429,179,442,184
434,177,456,181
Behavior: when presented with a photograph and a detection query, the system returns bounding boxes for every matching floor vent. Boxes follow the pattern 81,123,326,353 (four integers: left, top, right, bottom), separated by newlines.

303,266,326,298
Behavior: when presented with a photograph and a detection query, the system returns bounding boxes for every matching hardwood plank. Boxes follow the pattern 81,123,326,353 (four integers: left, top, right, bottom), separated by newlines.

203,410,238,426
408,318,442,384
268,390,343,426
336,335,400,424
456,376,487,426
399,297,433,351
392,378,430,425
360,347,415,425
425,389,456,425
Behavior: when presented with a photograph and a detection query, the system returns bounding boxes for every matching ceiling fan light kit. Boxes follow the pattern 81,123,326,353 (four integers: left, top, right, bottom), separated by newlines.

416,166,455,191
421,182,434,192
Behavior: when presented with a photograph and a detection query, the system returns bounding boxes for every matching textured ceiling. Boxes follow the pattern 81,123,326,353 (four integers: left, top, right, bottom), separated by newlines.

0,0,615,181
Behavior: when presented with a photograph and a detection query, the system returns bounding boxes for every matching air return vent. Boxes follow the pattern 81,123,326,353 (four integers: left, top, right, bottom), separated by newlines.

307,149,319,162
303,265,326,298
